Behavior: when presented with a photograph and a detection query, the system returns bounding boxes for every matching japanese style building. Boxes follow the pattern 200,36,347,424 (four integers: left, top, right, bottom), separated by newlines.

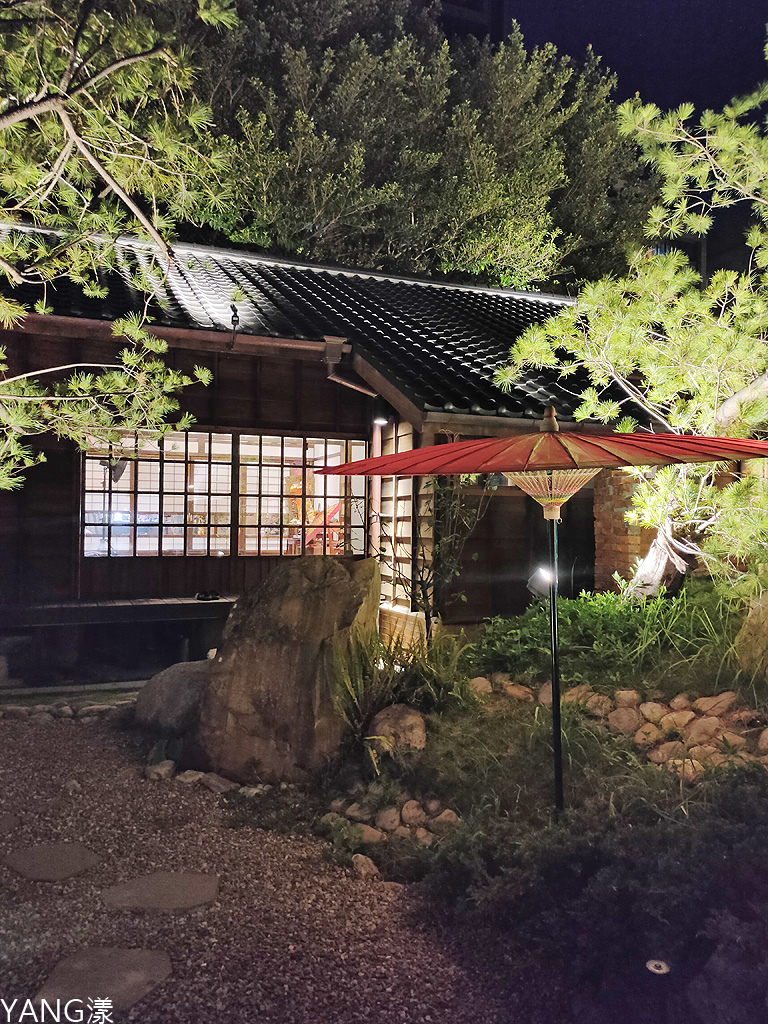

0,236,644,681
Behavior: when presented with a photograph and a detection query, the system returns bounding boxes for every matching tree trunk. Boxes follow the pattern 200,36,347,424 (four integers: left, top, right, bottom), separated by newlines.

627,520,699,599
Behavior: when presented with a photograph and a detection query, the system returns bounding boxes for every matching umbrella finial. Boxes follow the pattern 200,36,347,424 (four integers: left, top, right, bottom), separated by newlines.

540,406,559,433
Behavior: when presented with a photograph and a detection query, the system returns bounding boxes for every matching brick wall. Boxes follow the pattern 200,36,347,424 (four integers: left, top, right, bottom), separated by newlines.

593,470,652,591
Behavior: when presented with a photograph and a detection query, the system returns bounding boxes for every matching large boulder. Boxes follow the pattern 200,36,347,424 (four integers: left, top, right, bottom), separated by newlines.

735,593,768,676
367,703,427,753
192,556,380,783
135,660,211,736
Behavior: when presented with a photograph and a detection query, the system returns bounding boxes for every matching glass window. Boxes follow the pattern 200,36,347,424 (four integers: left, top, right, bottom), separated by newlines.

83,432,366,558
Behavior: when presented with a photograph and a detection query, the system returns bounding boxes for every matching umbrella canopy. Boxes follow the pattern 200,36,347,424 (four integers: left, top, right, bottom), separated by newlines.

318,427,768,478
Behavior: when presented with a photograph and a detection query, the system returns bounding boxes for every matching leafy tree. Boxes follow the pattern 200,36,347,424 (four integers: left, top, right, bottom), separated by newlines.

200,6,654,287
496,50,768,597
0,0,234,488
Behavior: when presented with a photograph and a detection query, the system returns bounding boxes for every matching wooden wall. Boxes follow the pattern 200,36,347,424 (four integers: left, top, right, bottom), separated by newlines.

0,324,371,605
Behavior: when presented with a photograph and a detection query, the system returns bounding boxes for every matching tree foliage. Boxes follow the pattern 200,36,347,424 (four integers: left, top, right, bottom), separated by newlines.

0,0,234,487
497,44,768,595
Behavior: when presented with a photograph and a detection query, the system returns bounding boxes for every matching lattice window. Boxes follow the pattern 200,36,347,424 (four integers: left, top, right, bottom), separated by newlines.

82,432,366,558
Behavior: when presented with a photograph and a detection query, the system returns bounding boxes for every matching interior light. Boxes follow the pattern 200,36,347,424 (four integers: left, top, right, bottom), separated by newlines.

373,415,389,426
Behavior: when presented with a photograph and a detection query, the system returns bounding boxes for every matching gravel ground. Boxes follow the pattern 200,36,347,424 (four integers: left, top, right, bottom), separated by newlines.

0,719,569,1023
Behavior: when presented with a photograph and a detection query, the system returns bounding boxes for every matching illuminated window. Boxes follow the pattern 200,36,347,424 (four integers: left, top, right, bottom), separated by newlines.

83,433,366,558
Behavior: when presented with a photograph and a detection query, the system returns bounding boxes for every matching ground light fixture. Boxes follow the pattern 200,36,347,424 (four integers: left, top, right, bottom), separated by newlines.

318,410,768,812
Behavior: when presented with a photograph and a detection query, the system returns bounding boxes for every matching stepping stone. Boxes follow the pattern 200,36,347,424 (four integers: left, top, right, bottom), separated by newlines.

101,871,219,910
4,842,101,881
35,948,172,1012
0,813,20,836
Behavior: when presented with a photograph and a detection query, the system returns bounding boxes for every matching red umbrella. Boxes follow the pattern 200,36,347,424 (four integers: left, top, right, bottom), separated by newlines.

319,409,768,811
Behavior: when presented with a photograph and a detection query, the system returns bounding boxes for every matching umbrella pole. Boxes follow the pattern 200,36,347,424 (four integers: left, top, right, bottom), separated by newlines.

548,515,565,814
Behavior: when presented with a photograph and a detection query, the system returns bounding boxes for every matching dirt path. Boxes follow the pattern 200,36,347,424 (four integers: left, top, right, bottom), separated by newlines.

0,719,567,1023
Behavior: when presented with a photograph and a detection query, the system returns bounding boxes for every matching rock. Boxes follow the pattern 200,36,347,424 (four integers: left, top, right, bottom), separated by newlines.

392,826,411,839
401,800,427,827
414,827,434,847
351,853,380,878
424,797,442,816
563,684,593,704
735,592,768,675
660,710,696,732
356,824,385,844
55,705,74,718
634,722,662,746
63,779,82,796
4,841,101,881
193,556,380,783
175,770,204,785
639,702,669,724
692,692,738,716
428,808,460,833
374,806,401,832
585,694,613,717
345,802,373,823
200,772,238,794
101,872,219,910
688,744,719,763
607,707,644,734
490,671,512,687
135,660,211,736
615,689,642,708
1,705,29,719
321,812,342,827
144,760,175,782
667,758,704,784
469,676,492,694
78,704,112,717
35,949,172,1013
648,741,686,764
758,728,768,754
683,716,725,746
718,730,747,749
239,786,261,798
367,703,426,753
538,681,553,706
504,683,534,701
329,797,348,814
30,712,53,723
669,694,692,710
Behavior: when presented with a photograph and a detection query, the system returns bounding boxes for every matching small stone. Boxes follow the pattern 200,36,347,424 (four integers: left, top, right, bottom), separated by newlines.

504,683,534,701
585,694,613,717
758,728,768,754
424,797,442,816
345,802,373,823
608,707,644,734
351,853,380,879
401,800,427,827
238,786,260,798
35,949,172,1012
428,808,460,833
374,806,401,832
144,760,175,782
660,710,696,732
490,671,512,687
30,712,53,723
175,770,204,785
63,779,82,796
200,772,238,794
692,692,738,716
1,706,29,720
683,716,725,746
669,694,692,711
414,827,434,847
718,730,747,749
562,684,593,704
634,722,662,746
688,744,719,763
56,706,74,719
31,704,51,714
102,872,218,910
615,689,642,708
5,842,101,881
648,741,686,764
469,676,492,695
392,826,411,839
329,797,348,814
639,702,669,724
667,758,705,784
78,704,112,716
538,681,553,706
357,824,385,844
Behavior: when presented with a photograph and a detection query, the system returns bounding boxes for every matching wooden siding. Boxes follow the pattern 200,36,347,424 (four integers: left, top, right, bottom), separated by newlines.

377,421,415,610
0,325,371,605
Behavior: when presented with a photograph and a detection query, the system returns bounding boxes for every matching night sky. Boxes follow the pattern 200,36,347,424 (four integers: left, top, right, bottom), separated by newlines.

501,0,768,111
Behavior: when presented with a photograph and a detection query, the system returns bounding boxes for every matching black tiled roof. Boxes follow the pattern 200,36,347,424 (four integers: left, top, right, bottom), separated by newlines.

14,235,584,421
